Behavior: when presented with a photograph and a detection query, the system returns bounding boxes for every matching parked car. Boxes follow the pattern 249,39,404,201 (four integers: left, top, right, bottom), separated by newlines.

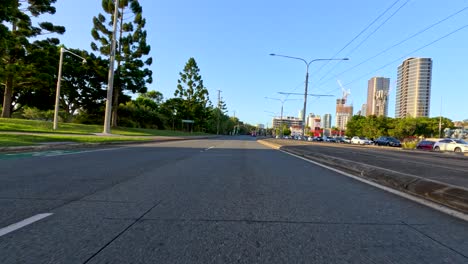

433,139,468,153
374,136,402,147
335,137,346,143
307,136,314,142
416,140,435,150
313,136,323,142
324,137,337,143
343,136,351,144
351,136,371,145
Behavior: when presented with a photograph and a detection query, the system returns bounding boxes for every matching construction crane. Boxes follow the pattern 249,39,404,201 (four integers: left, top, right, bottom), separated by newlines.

337,80,351,102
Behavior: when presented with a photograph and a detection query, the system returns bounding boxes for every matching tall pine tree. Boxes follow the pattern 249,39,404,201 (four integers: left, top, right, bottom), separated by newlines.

0,0,65,117
91,0,152,126
174,58,210,131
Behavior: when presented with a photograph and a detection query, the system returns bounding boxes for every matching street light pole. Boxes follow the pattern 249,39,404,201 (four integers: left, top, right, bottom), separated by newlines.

269,54,348,136
103,0,119,134
265,97,300,138
53,47,86,130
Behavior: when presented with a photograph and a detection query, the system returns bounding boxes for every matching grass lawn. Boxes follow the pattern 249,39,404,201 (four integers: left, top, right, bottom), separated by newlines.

0,134,153,147
0,118,209,136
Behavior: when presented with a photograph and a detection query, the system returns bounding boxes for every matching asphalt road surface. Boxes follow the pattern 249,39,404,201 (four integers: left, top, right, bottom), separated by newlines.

271,139,468,188
0,137,467,263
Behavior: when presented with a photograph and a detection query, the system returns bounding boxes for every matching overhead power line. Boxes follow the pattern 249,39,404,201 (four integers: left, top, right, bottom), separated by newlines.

317,0,410,84
343,24,468,87
314,0,402,74
316,5,468,88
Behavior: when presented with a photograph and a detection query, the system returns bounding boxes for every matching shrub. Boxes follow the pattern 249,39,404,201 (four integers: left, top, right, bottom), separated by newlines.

402,138,418,149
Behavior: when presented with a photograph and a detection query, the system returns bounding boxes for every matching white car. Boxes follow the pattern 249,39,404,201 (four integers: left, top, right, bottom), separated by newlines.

433,139,468,153
351,136,371,145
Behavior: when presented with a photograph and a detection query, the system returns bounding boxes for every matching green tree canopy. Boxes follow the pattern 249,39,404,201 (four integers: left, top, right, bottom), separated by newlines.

1,0,65,117
174,57,210,131
91,0,152,126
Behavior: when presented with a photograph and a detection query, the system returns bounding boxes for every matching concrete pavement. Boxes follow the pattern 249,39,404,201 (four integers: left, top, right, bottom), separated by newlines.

1,137,468,263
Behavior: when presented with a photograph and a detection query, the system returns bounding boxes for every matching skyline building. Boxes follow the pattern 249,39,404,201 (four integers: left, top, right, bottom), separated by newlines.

395,57,432,118
323,114,332,129
272,116,303,129
367,77,390,117
360,104,367,116
336,98,353,130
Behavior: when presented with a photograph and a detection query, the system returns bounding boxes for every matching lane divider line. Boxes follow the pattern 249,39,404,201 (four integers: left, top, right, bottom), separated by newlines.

0,213,53,237
281,150,468,222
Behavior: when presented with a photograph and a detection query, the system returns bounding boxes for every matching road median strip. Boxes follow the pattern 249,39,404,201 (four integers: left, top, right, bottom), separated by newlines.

258,139,468,214
0,135,218,153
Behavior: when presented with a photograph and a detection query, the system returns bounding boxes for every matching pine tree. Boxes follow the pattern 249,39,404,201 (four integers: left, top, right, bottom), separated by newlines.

174,58,210,131
91,0,152,126
0,0,65,117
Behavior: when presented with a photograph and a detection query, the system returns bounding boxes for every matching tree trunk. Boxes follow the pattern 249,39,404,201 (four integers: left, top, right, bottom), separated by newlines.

1,75,13,118
111,85,120,126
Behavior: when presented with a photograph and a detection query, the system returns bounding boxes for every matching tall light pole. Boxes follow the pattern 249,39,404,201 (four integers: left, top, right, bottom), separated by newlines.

53,47,86,130
265,97,300,138
270,54,349,136
103,0,119,134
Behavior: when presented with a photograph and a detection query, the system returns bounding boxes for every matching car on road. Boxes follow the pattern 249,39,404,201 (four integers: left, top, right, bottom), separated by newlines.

433,138,468,153
374,136,402,147
351,136,371,145
416,140,436,150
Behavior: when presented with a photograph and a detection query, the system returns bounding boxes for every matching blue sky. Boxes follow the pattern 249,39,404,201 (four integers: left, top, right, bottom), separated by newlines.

41,0,468,125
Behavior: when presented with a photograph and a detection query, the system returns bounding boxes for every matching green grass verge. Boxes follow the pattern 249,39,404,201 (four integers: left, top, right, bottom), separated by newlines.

0,118,209,136
0,134,152,147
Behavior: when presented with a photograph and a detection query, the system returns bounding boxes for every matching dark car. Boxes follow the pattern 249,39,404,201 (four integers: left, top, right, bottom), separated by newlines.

335,137,346,143
416,140,435,150
374,136,401,147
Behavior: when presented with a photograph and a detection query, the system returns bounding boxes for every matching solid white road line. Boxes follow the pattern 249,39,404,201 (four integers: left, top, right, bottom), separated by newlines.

0,213,53,237
281,150,468,222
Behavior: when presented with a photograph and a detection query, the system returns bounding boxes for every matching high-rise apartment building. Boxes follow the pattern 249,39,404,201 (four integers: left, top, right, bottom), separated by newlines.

360,104,367,116
336,99,353,130
367,77,390,117
323,114,332,129
395,58,432,118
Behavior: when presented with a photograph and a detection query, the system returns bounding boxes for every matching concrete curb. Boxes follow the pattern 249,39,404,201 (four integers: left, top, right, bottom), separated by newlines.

0,136,218,154
258,139,468,214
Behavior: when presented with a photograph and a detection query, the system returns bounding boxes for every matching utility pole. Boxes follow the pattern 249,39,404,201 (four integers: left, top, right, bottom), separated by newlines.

439,96,443,138
217,90,221,135
103,0,119,134
233,110,237,135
